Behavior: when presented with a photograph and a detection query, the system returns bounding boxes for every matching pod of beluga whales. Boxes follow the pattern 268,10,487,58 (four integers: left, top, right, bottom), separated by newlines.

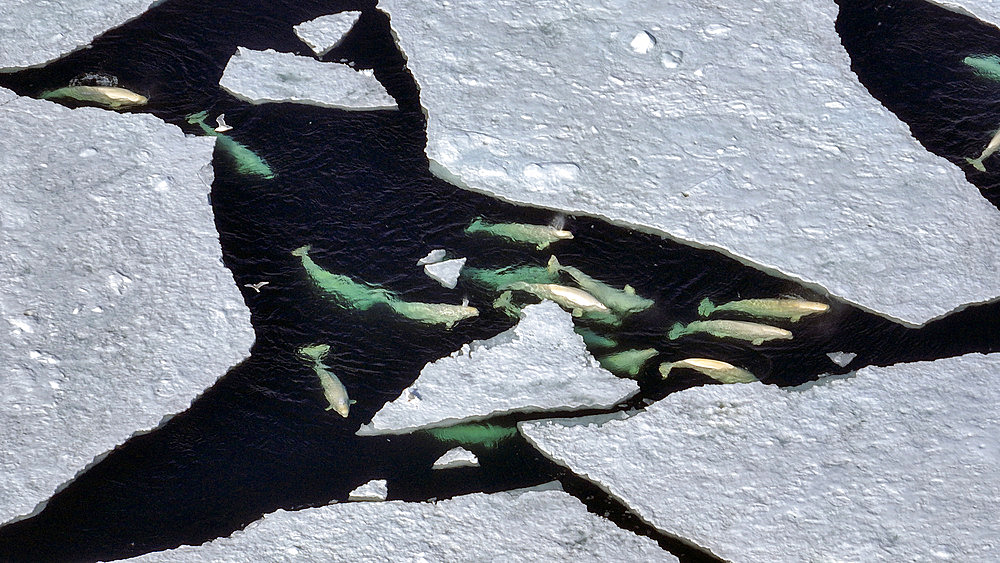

293,216,832,415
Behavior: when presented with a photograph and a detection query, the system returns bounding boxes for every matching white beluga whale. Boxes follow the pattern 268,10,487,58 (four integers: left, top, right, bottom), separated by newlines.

297,343,353,417
214,113,233,133
658,358,758,384
965,126,1000,172
40,85,148,109
668,319,793,346
547,256,654,315
504,281,610,318
697,297,828,322
465,217,573,250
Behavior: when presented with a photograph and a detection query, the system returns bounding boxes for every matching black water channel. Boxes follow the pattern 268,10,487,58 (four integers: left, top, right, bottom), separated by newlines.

0,0,998,561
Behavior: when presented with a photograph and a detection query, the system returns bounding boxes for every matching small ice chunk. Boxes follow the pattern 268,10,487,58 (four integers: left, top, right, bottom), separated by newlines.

630,31,656,54
432,447,479,469
358,301,636,435
416,248,447,266
347,479,388,501
522,353,1000,561
826,351,857,367
294,11,362,57
423,257,466,289
220,47,396,110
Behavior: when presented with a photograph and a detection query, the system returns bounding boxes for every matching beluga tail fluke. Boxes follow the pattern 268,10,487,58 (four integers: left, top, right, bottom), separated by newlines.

965,127,1000,172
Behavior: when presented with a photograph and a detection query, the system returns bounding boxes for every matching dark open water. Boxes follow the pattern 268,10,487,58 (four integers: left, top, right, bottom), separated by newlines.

0,0,998,561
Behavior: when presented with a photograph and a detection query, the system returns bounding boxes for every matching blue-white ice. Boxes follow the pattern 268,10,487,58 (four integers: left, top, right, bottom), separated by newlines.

0,87,254,524
220,47,397,110
294,12,361,57
0,1,155,68
359,302,636,435
130,488,674,562
521,353,1000,562
381,0,1000,326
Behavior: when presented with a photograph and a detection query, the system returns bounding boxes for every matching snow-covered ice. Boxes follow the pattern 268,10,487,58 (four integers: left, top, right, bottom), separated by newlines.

424,257,466,289
433,446,480,469
926,0,999,22
0,0,155,68
358,301,636,434
348,479,388,501
294,12,361,57
381,0,1000,326
0,88,254,524
220,47,397,110
130,488,674,562
521,353,1000,562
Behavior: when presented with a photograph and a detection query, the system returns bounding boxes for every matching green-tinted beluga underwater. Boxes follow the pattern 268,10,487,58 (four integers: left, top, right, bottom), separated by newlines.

465,217,573,250
597,348,659,378
293,245,478,328
547,256,654,315
963,54,1000,81
186,110,275,179
425,423,519,448
298,343,353,417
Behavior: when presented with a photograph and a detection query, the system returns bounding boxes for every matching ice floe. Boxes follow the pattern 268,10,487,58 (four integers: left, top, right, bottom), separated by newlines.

0,88,254,524
220,47,397,110
424,257,466,289
0,1,155,69
416,248,447,265
130,488,673,561
381,0,1000,326
521,353,1000,562
348,479,388,501
294,11,362,57
433,446,480,469
358,301,636,434
825,350,857,367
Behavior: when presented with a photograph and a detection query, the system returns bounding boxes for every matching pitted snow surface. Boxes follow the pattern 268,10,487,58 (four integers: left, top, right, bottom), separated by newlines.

521,353,1000,562
358,301,635,434
381,0,1000,325
0,89,253,524
294,12,361,57
220,47,397,110
0,0,155,68
130,489,675,562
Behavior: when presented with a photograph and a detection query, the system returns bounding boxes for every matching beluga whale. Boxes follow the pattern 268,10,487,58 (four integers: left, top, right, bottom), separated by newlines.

547,256,654,315
187,111,275,179
668,319,792,345
965,126,1000,172
41,85,148,109
659,358,758,384
504,281,611,318
298,343,353,417
697,297,828,322
465,217,573,250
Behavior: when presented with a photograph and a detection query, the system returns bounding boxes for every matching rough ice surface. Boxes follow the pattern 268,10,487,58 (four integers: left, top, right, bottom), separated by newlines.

424,257,466,289
433,446,480,469
0,0,155,69
130,488,674,562
219,47,397,110
381,0,1000,326
521,354,1000,562
348,479,388,501
926,0,997,21
0,88,254,524
293,12,361,57
358,301,636,434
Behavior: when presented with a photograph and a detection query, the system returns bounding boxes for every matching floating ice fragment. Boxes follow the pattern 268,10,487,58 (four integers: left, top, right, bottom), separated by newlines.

294,11,362,57
826,351,857,367
432,447,479,469
416,249,447,265
348,479,388,501
423,257,466,289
